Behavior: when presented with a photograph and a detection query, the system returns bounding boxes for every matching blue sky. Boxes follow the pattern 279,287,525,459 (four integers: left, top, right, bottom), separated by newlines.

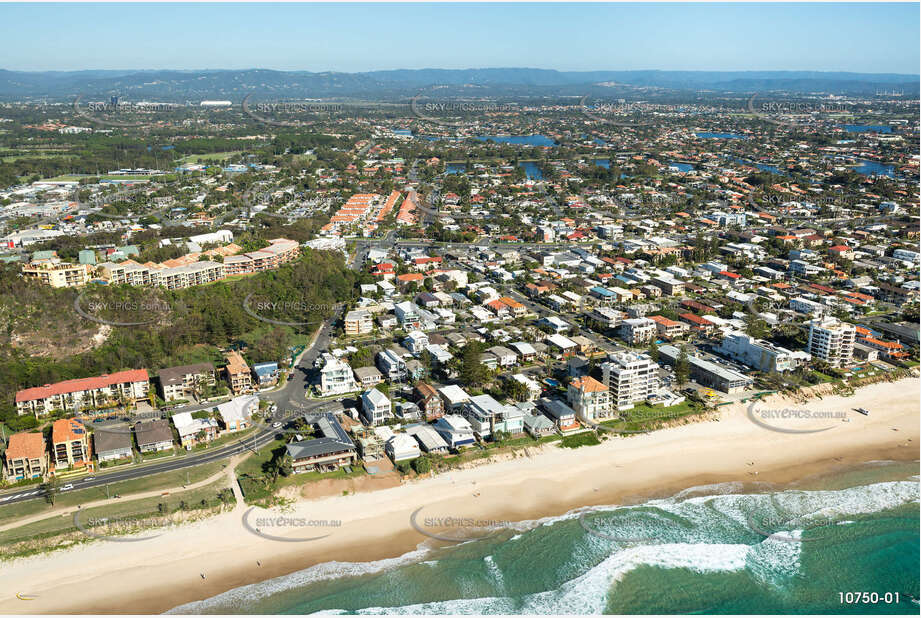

0,3,917,74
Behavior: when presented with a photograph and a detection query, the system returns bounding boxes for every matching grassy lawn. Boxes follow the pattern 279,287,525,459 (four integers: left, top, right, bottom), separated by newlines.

178,151,243,164
0,477,234,556
0,460,225,526
560,432,601,448
599,401,703,434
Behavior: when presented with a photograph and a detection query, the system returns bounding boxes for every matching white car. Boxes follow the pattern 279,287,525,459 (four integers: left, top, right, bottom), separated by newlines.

61,484,74,491
272,422,282,428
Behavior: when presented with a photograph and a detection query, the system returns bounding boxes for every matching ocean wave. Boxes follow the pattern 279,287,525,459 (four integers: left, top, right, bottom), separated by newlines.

173,479,918,614
166,546,433,614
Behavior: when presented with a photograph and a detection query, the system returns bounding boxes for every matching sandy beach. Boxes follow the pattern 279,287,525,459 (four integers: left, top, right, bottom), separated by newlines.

2,377,918,615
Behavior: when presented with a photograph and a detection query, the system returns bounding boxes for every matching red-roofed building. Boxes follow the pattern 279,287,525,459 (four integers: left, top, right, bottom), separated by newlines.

649,315,689,340
51,418,93,472
4,432,47,481
828,245,854,259
16,370,150,417
679,313,716,334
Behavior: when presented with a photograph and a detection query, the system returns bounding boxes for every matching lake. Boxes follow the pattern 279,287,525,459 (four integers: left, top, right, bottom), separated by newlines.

696,132,747,139
854,159,896,177
519,161,543,180
475,135,557,147
841,125,892,134
668,162,694,172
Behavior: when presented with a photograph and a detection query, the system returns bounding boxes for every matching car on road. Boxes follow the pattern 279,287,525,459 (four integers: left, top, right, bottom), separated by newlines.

272,422,282,428
61,484,74,491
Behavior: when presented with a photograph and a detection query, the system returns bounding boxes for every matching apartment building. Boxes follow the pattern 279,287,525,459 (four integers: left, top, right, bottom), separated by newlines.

22,260,92,288
602,352,660,410
224,351,253,395
15,369,150,417
97,260,158,286
4,432,47,481
806,317,856,368
619,317,657,346
319,353,356,396
717,332,806,373
344,309,373,335
649,315,688,340
51,418,92,472
156,261,225,290
567,376,613,421
157,363,216,402
222,238,300,275
658,345,753,393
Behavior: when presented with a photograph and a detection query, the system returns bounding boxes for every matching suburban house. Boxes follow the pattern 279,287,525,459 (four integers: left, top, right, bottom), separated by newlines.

51,418,93,472
438,384,471,412
414,382,445,420
386,433,421,462
93,426,133,462
376,349,407,382
217,395,259,432
224,351,253,395
353,366,384,388
361,388,392,425
134,419,175,453
523,410,556,438
252,362,280,387
4,432,47,481
15,369,150,417
404,330,430,355
405,423,450,454
286,413,356,473
172,411,219,449
537,398,581,433
433,414,476,449
157,363,216,402
511,373,542,401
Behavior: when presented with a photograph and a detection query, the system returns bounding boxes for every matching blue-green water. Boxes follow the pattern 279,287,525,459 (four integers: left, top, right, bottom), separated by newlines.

171,462,919,614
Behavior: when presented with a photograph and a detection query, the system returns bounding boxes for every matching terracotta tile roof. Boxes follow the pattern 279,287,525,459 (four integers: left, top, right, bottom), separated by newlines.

570,376,608,393
16,369,149,403
5,432,45,461
52,418,87,444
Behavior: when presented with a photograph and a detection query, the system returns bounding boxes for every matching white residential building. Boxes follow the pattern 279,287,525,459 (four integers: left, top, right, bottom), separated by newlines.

619,317,657,346
806,317,856,368
602,352,660,410
717,331,807,373
319,353,356,396
361,388,392,425
567,375,613,421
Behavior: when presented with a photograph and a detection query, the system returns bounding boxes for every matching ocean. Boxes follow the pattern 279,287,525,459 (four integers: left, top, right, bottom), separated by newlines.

170,461,919,615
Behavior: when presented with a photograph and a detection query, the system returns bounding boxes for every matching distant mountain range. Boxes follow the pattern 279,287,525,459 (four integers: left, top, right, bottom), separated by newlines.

0,68,916,101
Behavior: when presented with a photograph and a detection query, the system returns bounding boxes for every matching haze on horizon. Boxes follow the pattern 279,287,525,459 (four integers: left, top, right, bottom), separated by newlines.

0,2,918,75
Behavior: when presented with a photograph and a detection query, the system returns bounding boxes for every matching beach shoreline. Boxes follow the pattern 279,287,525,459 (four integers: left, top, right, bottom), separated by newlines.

2,377,918,615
